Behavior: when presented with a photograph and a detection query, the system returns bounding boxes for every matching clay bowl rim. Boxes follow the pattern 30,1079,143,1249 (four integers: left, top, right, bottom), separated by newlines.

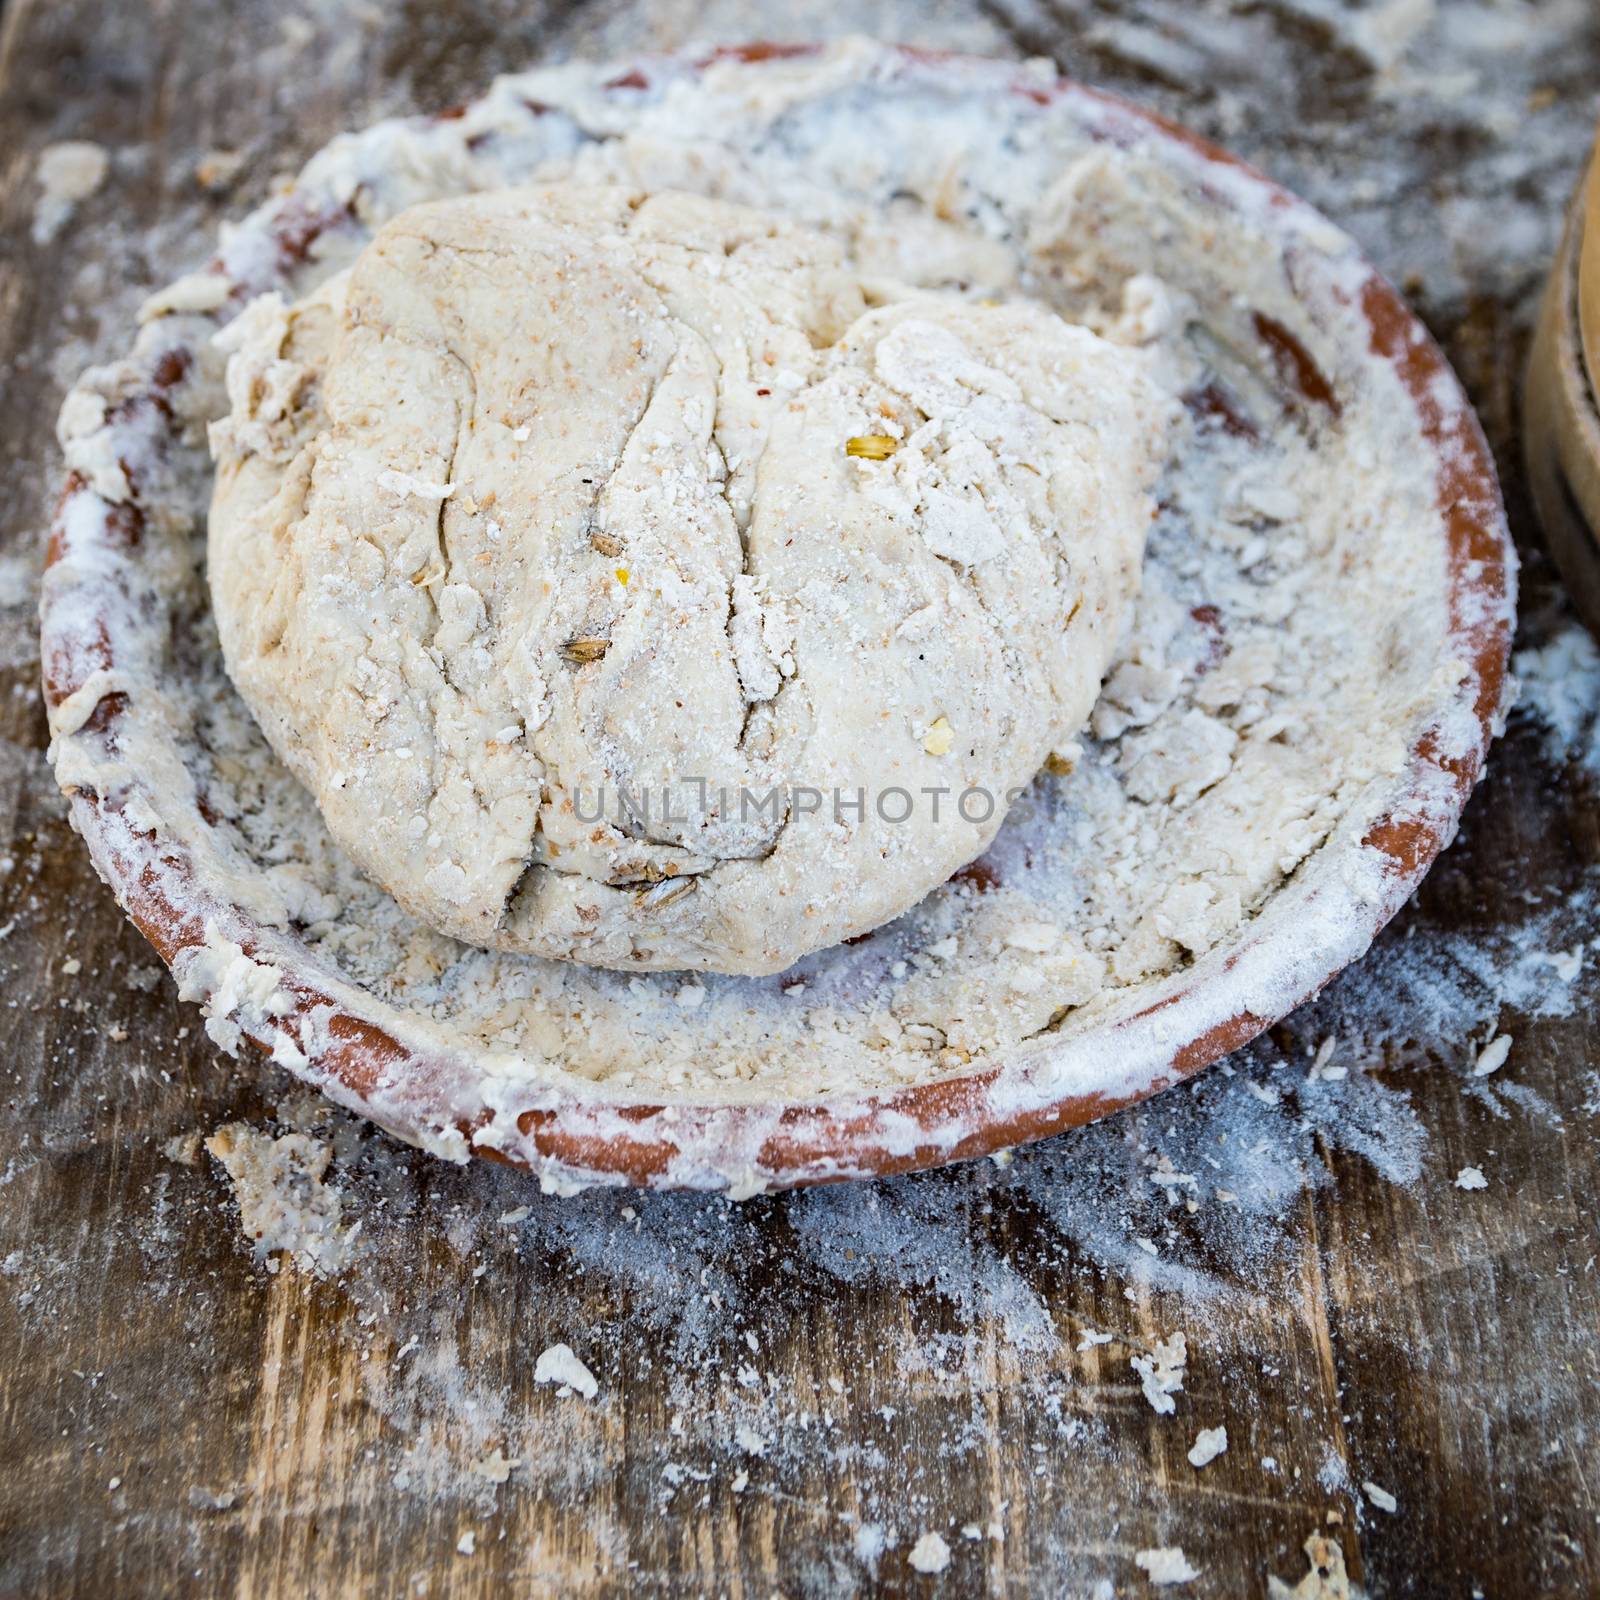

40,42,1515,1193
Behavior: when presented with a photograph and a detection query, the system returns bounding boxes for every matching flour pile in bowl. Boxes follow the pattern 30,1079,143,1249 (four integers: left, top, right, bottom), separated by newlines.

48,41,1489,1122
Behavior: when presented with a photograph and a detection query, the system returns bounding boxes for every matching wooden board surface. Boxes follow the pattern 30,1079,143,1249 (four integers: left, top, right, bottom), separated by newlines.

1,2,1599,1596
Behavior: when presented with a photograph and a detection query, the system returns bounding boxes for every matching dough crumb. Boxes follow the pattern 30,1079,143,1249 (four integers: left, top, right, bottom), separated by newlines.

1187,1425,1228,1467
1455,1166,1488,1191
161,1130,203,1167
186,1485,241,1512
1132,1332,1187,1414
195,148,247,192
533,1342,599,1399
204,1122,358,1276
33,141,110,244
908,1531,952,1574
207,184,1168,977
468,1449,521,1484
1362,1480,1398,1513
1135,1546,1200,1585
1471,1033,1512,1077
1267,1534,1352,1599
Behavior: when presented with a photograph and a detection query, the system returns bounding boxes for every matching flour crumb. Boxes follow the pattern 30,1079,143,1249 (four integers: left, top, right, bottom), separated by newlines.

908,1531,952,1574
195,148,247,192
33,141,110,244
469,1449,522,1484
533,1342,598,1399
1132,1332,1187,1414
1472,1034,1512,1077
539,1171,590,1197
204,1123,358,1276
1539,943,1585,984
1187,1425,1228,1468
186,1485,240,1512
456,1530,476,1556
1308,1035,1338,1082
1514,624,1600,767
1362,1480,1398,1513
1455,1166,1488,1191
1135,1546,1200,1585
725,1170,769,1202
161,1130,203,1167
1267,1534,1353,1599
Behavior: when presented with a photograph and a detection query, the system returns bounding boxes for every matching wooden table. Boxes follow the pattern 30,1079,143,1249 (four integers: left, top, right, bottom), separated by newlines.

1,3,1597,1595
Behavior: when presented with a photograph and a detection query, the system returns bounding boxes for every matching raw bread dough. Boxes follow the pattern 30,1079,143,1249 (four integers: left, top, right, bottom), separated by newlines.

207,184,1171,975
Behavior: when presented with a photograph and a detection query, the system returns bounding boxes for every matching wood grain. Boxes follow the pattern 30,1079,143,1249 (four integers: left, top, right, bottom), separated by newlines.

1,3,1598,1597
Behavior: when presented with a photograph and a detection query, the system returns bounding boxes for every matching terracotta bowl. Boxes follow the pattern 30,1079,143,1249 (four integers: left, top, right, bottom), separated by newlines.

41,44,1514,1192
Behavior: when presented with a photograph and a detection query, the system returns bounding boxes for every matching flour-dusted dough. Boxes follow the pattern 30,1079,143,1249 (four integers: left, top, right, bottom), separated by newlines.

207,184,1171,975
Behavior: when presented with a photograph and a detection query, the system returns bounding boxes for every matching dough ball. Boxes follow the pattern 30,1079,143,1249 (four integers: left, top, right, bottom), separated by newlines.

207,185,1172,975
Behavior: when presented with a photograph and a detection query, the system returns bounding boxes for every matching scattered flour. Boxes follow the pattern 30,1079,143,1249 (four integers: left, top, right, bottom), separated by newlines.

1514,624,1600,773
0,551,37,610
134,809,1590,1589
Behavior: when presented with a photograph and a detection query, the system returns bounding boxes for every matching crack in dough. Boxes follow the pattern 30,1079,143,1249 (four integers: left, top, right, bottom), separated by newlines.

207,183,1173,974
